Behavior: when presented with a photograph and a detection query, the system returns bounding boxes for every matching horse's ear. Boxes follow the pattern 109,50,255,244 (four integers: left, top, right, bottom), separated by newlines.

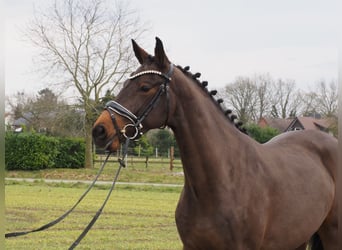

132,39,149,65
154,37,170,70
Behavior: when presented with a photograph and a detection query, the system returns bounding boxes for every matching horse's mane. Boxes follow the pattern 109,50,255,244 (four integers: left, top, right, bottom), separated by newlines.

176,65,248,135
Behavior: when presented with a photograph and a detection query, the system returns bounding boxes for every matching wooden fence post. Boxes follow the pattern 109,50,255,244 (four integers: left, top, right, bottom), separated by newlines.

144,156,148,168
170,146,174,171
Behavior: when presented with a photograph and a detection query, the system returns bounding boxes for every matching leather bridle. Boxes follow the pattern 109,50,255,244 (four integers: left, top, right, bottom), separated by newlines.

105,64,174,144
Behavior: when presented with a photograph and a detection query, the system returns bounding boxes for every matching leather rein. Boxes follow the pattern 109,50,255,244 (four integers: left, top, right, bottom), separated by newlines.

5,64,174,249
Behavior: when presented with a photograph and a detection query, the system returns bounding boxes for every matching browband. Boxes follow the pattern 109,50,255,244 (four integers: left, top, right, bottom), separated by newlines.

128,64,174,81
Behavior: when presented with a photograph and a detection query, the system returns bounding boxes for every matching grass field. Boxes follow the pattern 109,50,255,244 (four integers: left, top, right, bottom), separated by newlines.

5,182,183,249
5,156,184,185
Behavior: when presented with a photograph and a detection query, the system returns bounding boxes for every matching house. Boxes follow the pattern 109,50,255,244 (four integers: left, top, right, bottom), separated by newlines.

11,112,33,132
285,116,335,134
258,117,293,133
258,116,335,135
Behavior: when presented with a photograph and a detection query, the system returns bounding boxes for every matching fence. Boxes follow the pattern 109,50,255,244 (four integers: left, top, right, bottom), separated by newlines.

94,146,182,171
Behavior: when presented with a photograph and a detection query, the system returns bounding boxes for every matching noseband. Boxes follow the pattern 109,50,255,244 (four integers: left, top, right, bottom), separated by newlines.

105,64,174,143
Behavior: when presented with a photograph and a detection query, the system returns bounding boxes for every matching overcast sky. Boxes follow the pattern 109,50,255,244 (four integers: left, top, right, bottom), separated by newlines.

5,0,341,99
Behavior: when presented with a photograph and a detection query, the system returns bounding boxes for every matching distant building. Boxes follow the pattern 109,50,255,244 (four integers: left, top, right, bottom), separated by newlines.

285,116,334,134
258,116,335,135
11,112,32,132
258,117,293,133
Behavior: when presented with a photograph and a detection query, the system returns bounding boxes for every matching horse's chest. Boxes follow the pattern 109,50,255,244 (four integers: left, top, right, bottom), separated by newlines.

175,199,258,249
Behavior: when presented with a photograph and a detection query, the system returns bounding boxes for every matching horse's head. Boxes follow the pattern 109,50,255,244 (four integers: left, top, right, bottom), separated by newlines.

92,37,176,152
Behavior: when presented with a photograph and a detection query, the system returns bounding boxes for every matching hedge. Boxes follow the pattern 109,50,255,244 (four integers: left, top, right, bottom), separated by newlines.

5,132,85,170
54,137,85,168
245,123,280,143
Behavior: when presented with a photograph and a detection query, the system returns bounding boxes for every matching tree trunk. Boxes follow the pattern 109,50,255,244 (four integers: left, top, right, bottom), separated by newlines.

84,122,94,169
84,114,94,168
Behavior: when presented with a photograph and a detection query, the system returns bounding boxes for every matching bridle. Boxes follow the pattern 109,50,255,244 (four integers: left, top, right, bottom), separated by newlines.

105,63,174,144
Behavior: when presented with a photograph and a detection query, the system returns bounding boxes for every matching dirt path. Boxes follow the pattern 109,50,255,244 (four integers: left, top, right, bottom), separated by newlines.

5,177,183,187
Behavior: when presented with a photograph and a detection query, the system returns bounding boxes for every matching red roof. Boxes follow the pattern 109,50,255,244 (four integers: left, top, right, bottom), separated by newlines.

287,117,335,131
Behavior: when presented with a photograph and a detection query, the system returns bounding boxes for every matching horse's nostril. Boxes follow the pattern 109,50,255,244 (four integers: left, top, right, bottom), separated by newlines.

92,125,106,139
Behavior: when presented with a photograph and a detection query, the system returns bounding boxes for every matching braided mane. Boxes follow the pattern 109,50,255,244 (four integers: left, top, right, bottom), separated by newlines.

176,65,248,134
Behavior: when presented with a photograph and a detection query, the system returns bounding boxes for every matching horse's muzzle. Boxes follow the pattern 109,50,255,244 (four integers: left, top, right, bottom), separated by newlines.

92,124,117,151
92,124,107,140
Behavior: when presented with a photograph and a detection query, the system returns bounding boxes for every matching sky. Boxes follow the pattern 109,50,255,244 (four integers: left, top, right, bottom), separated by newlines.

4,0,341,100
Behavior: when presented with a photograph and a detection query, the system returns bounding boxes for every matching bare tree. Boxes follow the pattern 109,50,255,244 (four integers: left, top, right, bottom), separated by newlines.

222,74,307,123
6,88,84,136
6,91,35,128
223,76,258,123
270,79,302,119
221,74,274,123
254,73,274,121
300,91,318,117
314,80,338,117
26,0,147,168
300,80,338,136
299,79,338,119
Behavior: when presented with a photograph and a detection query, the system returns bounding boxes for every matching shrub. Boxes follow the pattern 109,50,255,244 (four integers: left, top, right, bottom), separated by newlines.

5,132,85,170
246,123,280,143
55,137,85,168
134,135,153,157
5,133,59,170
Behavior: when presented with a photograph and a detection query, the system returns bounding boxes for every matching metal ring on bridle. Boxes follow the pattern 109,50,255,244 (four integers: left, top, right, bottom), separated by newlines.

121,124,140,140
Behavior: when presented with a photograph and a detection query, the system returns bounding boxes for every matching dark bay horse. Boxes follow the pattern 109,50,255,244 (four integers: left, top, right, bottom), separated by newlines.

92,38,338,250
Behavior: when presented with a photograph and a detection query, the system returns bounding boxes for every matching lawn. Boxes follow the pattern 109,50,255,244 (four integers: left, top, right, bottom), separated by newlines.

5,182,183,249
5,156,184,185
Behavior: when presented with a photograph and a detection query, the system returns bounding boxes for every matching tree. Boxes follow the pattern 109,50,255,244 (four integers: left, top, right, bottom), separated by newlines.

31,88,60,132
6,88,84,136
27,0,147,168
300,91,319,117
134,135,153,157
254,74,274,121
6,91,35,129
302,80,338,137
100,89,117,106
149,129,176,157
223,76,258,123
222,74,274,123
299,79,338,120
314,80,338,118
6,89,58,132
270,79,302,119
53,104,85,137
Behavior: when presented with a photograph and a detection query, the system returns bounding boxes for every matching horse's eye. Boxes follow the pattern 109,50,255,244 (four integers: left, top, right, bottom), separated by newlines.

140,85,151,92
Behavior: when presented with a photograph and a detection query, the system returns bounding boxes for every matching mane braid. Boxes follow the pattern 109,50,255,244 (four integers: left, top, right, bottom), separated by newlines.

176,65,248,134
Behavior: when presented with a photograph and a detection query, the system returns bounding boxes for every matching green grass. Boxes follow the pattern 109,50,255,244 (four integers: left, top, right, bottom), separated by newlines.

5,183,183,249
5,156,184,185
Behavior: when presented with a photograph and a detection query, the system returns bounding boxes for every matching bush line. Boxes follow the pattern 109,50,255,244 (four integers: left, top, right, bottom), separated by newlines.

5,132,85,170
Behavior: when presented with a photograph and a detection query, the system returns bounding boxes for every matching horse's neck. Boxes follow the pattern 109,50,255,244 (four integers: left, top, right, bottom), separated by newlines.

169,75,252,197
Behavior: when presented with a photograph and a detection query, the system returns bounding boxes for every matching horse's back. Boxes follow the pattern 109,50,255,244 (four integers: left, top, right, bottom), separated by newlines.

265,129,337,178
259,130,338,249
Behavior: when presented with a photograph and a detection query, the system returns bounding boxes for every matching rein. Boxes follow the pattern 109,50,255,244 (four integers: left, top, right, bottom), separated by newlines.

69,138,130,249
6,63,174,248
105,63,174,141
5,153,112,238
6,139,132,249
69,64,173,247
